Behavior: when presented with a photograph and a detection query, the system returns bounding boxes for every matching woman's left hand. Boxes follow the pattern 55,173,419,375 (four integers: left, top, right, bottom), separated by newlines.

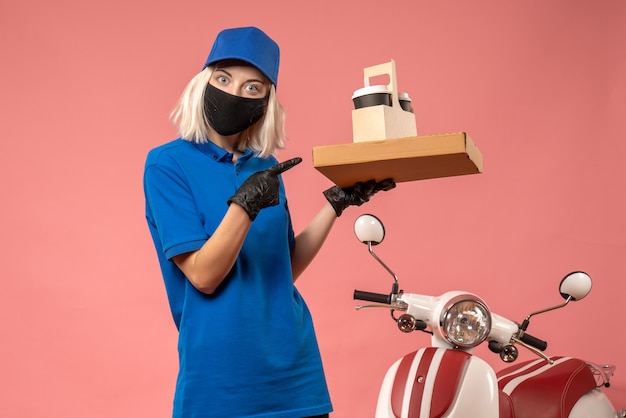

322,178,396,217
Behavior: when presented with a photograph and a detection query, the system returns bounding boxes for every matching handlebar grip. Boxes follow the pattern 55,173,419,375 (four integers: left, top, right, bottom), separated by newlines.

354,290,391,304
520,332,548,351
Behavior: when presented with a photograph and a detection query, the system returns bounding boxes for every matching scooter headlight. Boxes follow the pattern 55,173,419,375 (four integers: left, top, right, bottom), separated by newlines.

441,295,491,348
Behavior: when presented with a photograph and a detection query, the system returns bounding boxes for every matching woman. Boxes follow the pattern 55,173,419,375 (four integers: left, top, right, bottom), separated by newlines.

144,26,394,417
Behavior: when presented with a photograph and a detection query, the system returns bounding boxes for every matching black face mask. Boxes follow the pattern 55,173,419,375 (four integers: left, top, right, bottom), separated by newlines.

203,84,268,136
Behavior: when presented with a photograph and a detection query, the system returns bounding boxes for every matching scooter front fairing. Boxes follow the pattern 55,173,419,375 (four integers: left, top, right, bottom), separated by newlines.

376,347,499,418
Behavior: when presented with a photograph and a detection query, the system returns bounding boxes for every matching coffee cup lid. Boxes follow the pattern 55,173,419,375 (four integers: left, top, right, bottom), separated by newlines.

352,85,389,99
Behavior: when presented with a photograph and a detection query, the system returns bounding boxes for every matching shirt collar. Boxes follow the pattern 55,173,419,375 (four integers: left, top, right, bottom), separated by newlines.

193,139,255,163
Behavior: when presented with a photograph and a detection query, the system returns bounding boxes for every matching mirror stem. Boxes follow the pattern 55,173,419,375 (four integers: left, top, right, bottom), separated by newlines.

520,296,572,331
368,242,399,295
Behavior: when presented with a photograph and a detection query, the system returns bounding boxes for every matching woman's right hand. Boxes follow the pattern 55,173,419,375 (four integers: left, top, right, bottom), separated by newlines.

228,157,302,220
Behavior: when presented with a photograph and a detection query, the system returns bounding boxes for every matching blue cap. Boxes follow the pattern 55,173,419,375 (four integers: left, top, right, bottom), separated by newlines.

204,26,280,86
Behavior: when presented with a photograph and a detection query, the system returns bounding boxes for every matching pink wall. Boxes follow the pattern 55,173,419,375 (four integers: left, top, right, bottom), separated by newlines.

1,1,625,416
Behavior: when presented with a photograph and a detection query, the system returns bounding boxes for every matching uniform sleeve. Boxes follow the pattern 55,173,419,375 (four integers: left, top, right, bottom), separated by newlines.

144,160,207,260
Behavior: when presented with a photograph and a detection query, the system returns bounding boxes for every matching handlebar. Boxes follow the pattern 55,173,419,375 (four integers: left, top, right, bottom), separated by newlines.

355,289,550,356
354,289,392,305
519,332,548,351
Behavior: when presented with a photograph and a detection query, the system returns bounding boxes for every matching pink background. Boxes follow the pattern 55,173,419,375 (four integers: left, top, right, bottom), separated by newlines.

2,1,625,416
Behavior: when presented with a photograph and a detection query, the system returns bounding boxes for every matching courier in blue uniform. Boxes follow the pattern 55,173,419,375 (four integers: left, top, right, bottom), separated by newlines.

144,26,395,417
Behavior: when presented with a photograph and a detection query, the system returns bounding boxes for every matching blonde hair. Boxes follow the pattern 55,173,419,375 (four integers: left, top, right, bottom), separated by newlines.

170,67,286,158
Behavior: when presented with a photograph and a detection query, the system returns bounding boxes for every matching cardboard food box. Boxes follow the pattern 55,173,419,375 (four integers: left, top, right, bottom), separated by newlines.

312,132,482,187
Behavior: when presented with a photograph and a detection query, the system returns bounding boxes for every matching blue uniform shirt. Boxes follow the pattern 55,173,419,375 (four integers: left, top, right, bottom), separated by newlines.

144,139,332,417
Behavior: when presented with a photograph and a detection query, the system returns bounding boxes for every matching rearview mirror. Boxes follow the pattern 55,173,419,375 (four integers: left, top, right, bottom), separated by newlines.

354,214,385,245
559,271,592,301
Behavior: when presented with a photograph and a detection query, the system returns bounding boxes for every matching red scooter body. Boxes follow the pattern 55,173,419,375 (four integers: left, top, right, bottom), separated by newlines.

376,349,615,418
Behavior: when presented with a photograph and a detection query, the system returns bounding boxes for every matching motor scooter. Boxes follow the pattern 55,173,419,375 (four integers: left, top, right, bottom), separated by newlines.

351,213,625,418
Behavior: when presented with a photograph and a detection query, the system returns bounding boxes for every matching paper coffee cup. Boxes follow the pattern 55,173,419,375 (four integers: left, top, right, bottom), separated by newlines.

399,92,412,112
352,85,391,109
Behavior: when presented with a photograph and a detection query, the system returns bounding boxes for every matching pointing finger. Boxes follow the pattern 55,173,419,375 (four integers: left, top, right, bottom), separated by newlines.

269,157,302,175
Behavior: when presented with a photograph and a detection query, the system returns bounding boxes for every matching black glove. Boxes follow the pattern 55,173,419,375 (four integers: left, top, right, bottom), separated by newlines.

228,157,302,221
323,178,396,217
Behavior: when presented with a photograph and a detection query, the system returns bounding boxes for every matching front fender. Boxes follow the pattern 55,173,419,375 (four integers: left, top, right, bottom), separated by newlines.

376,347,499,418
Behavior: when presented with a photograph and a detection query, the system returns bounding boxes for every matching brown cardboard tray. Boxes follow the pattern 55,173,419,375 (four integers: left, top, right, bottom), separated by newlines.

312,132,482,187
